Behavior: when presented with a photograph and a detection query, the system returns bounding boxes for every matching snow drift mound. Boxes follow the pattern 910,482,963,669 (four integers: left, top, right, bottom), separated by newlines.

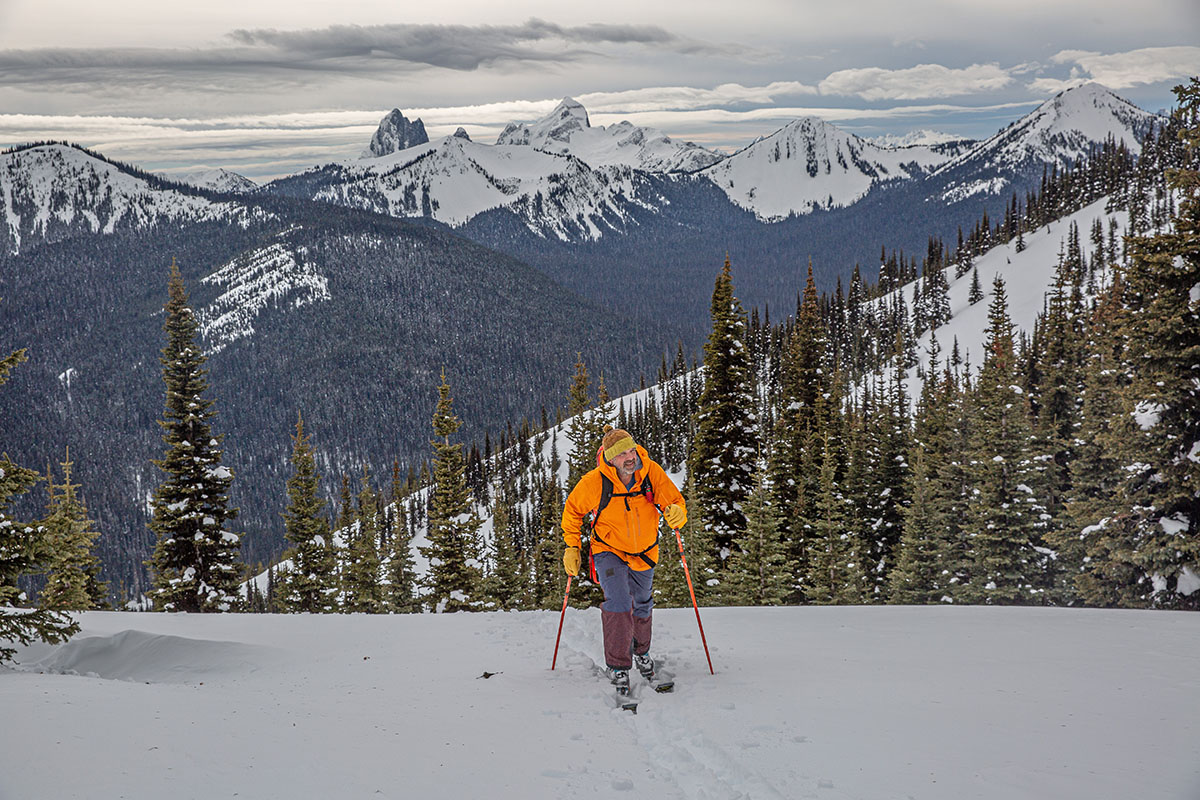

20,629,278,683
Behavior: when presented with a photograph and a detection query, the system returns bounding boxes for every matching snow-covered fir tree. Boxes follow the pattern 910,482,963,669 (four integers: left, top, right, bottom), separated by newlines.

148,259,243,613
1103,79,1200,608
688,257,759,580
0,344,78,660
722,466,789,606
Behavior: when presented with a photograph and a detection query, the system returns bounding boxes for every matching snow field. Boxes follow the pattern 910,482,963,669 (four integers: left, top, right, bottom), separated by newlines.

3,606,1199,800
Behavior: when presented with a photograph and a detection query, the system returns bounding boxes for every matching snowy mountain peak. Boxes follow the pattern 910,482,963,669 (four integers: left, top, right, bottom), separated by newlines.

496,97,721,173
935,82,1160,183
871,129,966,148
362,109,429,158
496,97,589,147
166,167,258,194
0,143,250,255
700,116,954,221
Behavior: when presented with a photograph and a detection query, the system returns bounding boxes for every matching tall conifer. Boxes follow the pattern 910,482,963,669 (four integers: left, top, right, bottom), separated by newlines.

148,260,242,612
280,414,338,613
40,450,107,610
421,371,484,612
1105,80,1200,608
0,343,79,660
960,276,1049,604
689,257,759,574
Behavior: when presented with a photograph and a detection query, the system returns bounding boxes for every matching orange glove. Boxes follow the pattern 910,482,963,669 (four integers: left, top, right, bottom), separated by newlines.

662,504,686,529
563,546,581,576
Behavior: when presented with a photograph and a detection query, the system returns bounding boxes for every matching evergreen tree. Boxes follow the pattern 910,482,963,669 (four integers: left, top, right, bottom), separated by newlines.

653,473,714,607
480,486,524,611
40,450,107,610
805,431,862,604
420,371,484,612
564,353,599,490
280,413,338,613
1031,257,1086,600
0,344,79,661
771,261,826,595
889,340,968,604
861,362,910,601
724,465,791,605
532,474,566,609
960,276,1049,604
385,495,419,613
689,257,759,574
968,266,984,305
147,260,242,613
1104,79,1200,608
1052,273,1137,605
343,467,384,613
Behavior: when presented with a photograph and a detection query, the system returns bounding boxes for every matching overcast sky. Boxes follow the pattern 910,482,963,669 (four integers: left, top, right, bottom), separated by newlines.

1,0,1197,181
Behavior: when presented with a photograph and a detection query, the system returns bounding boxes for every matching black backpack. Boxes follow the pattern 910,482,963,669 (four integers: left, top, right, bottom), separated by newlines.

583,471,659,580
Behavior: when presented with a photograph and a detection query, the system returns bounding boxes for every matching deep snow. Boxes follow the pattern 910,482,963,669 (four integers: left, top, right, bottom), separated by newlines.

3,606,1198,800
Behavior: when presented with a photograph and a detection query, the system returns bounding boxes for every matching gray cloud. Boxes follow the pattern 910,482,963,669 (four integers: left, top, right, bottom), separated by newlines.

0,17,739,96
225,18,716,71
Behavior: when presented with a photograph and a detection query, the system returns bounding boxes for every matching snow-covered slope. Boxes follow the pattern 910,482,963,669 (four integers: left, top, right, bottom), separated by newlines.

881,195,1128,401
196,238,331,355
699,117,955,221
303,133,666,240
933,83,1161,203
871,129,970,149
5,607,1199,800
167,167,258,194
497,97,724,173
0,144,251,255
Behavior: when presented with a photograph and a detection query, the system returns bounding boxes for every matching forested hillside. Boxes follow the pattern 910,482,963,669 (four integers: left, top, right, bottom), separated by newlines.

245,82,1198,614
2,192,669,598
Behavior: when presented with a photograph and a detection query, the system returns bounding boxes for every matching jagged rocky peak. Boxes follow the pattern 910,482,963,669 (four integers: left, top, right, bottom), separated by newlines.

363,109,429,158
496,97,589,146
452,127,471,141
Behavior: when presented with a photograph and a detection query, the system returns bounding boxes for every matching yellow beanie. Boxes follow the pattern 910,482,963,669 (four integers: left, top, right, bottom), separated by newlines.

601,425,636,462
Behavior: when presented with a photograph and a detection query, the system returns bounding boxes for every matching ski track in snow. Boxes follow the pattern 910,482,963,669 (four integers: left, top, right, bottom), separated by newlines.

550,611,795,800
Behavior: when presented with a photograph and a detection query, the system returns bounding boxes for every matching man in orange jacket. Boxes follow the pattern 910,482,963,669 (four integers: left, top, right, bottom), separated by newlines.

561,426,686,693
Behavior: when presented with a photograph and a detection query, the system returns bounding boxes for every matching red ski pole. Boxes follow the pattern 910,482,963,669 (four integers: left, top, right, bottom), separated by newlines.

658,505,714,675
551,575,572,670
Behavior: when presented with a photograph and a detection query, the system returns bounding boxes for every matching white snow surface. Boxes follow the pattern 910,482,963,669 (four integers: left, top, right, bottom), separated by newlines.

3,606,1198,800
895,196,1130,400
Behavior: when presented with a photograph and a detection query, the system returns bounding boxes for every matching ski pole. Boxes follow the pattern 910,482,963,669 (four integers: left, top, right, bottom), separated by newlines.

657,504,714,675
551,575,572,670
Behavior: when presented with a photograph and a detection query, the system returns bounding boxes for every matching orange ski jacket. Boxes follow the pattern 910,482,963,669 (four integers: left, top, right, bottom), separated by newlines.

561,444,685,572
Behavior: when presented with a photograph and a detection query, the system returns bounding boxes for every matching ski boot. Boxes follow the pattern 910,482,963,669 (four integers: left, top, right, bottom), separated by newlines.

633,652,655,680
606,667,631,696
